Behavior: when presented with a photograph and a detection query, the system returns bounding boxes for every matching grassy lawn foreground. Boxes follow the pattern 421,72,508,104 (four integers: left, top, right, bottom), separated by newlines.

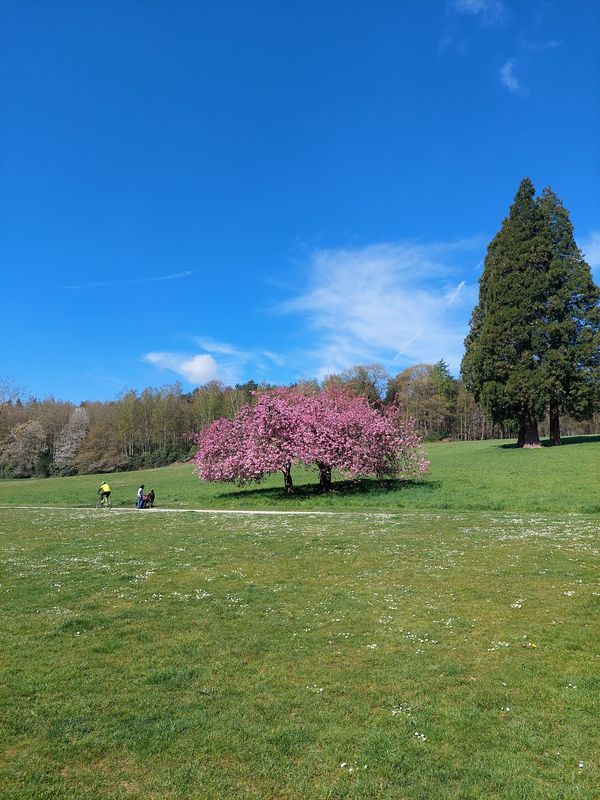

1,436,600,514
1,507,598,799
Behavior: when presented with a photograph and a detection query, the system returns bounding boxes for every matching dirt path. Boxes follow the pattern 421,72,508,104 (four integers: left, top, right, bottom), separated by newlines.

0,505,360,517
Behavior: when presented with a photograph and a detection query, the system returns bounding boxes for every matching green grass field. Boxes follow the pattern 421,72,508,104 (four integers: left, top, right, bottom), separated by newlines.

1,436,600,514
1,438,599,798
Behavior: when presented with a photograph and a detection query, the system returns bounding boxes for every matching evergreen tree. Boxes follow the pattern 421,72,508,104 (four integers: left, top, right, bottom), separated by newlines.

431,360,458,404
537,187,600,444
461,178,551,447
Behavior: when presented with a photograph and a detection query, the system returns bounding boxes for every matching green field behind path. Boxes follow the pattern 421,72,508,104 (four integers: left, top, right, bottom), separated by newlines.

1,436,599,514
1,507,598,799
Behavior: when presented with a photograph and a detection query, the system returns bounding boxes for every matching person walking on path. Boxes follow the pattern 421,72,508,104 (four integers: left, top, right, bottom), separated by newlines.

136,484,144,509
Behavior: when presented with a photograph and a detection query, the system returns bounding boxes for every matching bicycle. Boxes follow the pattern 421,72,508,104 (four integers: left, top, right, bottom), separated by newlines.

96,494,112,510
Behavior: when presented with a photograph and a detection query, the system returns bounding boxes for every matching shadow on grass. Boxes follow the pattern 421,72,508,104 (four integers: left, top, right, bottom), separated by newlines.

552,434,600,446
498,434,600,450
219,477,440,501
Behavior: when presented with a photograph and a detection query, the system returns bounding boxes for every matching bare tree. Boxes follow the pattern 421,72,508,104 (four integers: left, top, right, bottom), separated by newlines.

0,419,47,477
0,376,23,404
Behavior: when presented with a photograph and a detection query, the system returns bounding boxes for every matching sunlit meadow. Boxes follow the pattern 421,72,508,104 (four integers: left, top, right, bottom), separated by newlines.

1,436,600,514
1,503,598,799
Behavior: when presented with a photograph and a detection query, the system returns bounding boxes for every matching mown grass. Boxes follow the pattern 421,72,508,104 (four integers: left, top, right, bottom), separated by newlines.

0,507,598,799
1,436,599,513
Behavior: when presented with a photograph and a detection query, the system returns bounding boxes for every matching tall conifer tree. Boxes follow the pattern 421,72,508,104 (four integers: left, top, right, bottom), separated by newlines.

461,178,551,447
537,187,600,444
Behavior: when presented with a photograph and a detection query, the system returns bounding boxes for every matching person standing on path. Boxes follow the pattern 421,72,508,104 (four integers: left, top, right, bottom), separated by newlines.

136,484,144,509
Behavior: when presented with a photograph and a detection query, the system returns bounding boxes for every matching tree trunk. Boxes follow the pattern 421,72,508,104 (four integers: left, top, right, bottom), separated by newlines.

548,402,562,445
281,463,294,494
316,461,332,492
519,413,541,448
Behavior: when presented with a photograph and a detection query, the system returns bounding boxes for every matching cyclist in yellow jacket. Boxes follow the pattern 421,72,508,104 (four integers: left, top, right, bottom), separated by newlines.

98,481,111,502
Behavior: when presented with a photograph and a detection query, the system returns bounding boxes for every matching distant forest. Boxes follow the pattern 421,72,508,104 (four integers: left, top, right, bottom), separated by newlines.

1,363,599,479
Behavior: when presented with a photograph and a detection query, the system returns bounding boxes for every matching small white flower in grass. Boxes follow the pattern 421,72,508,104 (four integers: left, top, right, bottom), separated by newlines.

391,704,412,716
563,591,575,596
414,732,427,741
578,761,584,768
340,762,347,768
366,643,378,649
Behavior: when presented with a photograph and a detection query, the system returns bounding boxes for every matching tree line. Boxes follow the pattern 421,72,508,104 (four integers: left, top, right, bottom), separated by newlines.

0,378,253,478
2,358,599,479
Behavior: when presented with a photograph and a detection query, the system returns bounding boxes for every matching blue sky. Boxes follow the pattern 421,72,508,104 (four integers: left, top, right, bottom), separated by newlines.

2,0,599,403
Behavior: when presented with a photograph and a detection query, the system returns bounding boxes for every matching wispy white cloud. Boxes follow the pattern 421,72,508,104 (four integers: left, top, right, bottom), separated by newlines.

282,240,482,377
195,338,288,379
444,2,560,97
581,231,600,274
62,271,193,291
440,0,507,54
450,0,507,26
499,58,524,93
143,230,595,388
143,339,289,387
528,39,561,52
143,351,218,384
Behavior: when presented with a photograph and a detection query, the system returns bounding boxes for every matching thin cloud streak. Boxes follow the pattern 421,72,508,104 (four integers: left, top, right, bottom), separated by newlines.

85,372,129,392
194,337,249,358
62,271,194,290
261,350,287,368
528,39,561,52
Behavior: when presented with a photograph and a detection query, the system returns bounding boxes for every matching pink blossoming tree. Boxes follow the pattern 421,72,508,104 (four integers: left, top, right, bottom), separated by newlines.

189,386,429,494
